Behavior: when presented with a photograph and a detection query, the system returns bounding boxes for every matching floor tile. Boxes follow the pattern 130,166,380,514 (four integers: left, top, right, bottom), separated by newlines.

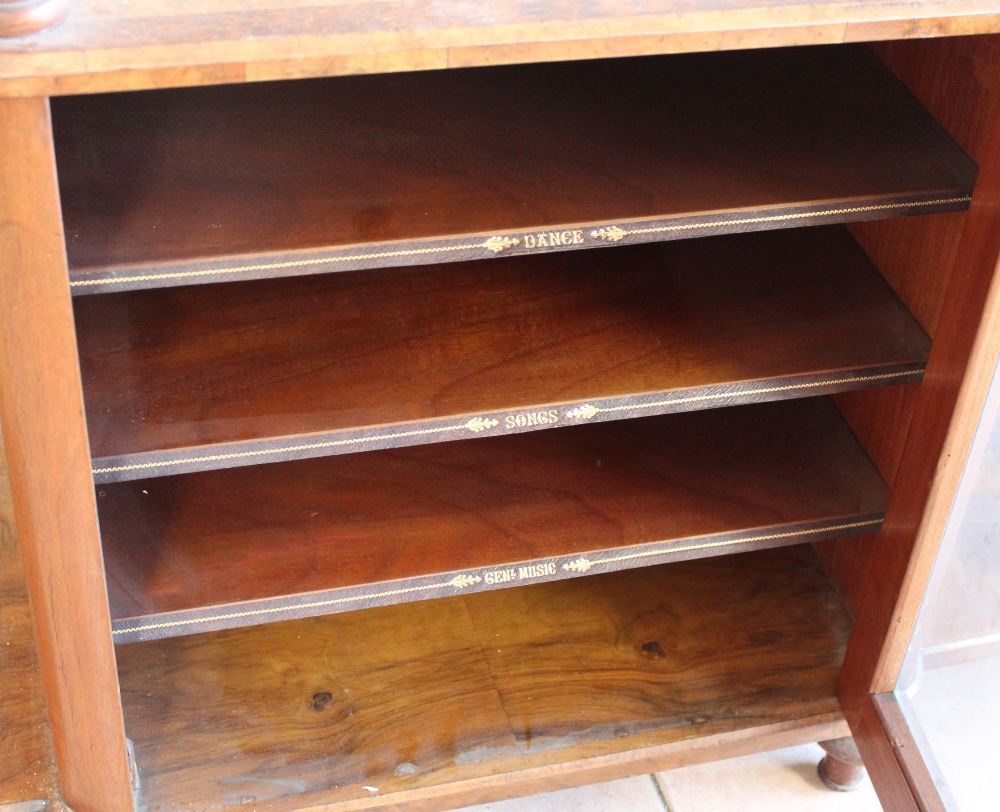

655,744,883,812
455,774,666,812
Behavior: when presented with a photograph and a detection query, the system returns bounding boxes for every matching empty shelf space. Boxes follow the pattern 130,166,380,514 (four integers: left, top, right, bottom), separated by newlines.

116,545,852,811
53,45,977,294
77,228,931,482
101,398,887,642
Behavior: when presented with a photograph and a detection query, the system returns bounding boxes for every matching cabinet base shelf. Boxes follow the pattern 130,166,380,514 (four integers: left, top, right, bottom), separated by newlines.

118,545,852,811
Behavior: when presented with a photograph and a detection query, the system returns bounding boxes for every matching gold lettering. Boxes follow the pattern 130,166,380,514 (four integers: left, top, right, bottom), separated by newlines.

523,230,588,250
505,410,561,429
517,563,557,580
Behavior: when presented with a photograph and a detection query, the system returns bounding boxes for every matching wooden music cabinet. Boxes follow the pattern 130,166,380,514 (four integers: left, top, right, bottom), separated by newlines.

4,4,1000,811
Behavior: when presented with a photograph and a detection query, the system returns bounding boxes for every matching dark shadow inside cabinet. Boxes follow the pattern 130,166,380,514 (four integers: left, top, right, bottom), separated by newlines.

49,35,1000,811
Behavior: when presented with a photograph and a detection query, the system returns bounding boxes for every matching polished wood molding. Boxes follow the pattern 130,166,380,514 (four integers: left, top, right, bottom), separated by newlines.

0,0,67,39
116,546,851,811
3,2,1000,97
847,692,952,811
98,398,888,642
51,47,975,294
849,696,921,812
0,96,133,812
75,228,930,482
872,693,953,811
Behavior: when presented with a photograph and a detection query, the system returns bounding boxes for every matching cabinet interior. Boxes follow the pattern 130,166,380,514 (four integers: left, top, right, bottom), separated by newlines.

50,35,999,811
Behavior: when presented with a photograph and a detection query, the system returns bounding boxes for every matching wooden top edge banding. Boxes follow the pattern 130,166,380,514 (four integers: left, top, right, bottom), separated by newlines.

67,193,973,296
3,1,1000,96
90,365,924,483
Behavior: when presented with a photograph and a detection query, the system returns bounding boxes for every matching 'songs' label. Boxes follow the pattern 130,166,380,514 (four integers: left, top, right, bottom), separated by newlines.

505,409,559,429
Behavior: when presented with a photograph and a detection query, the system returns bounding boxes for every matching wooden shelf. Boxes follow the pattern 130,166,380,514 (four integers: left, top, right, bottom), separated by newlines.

53,45,976,295
77,227,930,483
100,398,887,642
115,545,851,811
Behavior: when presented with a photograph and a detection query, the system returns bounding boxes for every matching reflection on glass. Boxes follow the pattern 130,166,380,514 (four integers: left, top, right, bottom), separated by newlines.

897,360,1000,810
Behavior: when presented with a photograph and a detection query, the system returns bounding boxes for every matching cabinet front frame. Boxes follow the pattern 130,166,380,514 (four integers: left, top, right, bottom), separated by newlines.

5,25,1000,812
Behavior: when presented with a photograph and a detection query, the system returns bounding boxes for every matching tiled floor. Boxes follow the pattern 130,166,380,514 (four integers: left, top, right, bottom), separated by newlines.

456,744,884,811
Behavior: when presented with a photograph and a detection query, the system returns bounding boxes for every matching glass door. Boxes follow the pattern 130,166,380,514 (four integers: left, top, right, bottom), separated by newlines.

894,354,1000,809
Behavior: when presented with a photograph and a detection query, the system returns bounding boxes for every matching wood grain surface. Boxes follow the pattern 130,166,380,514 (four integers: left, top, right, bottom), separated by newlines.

838,37,1000,698
75,227,931,482
52,46,976,293
116,545,851,812
822,37,1000,616
0,435,62,811
98,398,888,642
873,693,953,811
3,1,1000,97
0,96,133,812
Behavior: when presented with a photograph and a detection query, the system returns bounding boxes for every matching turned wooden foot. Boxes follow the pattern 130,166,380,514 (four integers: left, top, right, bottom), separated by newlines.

818,737,866,791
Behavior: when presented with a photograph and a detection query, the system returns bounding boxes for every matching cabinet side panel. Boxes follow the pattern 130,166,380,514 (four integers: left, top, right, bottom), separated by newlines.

852,35,1000,337
823,36,1000,615
839,42,1000,805
0,96,133,812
